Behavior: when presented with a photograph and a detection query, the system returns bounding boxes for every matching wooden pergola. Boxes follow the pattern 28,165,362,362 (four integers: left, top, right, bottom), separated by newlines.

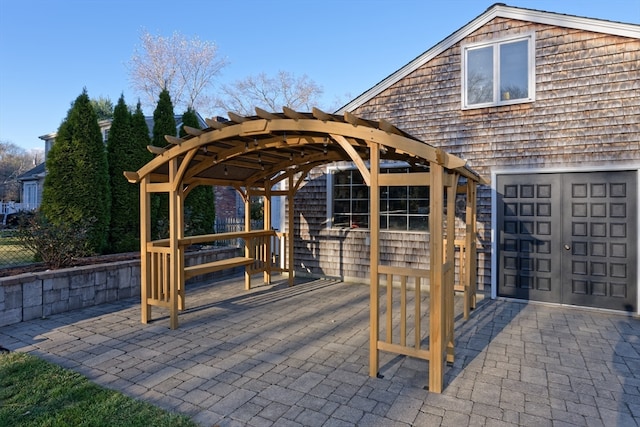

125,107,485,393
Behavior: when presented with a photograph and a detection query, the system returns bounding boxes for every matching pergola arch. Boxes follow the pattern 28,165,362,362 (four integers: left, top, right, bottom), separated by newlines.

125,107,485,393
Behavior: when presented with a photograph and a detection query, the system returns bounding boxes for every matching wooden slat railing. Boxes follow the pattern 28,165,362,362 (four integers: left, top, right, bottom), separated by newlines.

146,245,172,308
375,246,458,368
444,238,476,320
377,265,431,361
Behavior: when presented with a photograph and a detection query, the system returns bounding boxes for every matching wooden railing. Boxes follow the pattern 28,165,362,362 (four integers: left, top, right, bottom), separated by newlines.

375,238,473,374
445,238,477,320
147,244,172,308
377,265,431,361
270,231,289,274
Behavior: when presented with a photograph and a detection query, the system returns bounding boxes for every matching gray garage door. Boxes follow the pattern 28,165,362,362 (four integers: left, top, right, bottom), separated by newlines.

497,171,637,312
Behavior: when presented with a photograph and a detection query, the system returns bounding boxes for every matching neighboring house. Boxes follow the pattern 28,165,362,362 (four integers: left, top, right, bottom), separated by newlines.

293,3,639,313
15,162,45,212
18,114,213,213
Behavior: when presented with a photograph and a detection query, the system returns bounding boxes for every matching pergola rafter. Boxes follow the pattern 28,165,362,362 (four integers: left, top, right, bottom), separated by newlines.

125,107,486,393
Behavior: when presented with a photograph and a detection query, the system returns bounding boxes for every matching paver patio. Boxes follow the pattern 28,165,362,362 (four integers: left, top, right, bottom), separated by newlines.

1,274,639,426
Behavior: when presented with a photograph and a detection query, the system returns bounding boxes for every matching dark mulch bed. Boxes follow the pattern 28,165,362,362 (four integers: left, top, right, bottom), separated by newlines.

0,253,140,278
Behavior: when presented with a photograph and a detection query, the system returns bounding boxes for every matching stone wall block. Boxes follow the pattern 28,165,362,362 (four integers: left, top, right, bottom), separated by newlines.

22,280,42,309
50,300,68,315
81,285,95,305
118,287,131,299
0,308,22,327
42,278,53,292
43,289,60,305
95,289,107,305
3,284,22,310
68,295,82,311
95,269,107,287
22,305,42,322
105,288,118,301
117,265,131,290
52,276,68,290
60,285,69,301
70,269,93,289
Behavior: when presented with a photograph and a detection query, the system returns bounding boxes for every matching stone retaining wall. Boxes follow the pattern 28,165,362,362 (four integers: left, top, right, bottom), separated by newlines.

0,246,240,327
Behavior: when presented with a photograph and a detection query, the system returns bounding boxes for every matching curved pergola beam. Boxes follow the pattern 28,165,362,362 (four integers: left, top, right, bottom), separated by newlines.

125,110,469,186
331,134,371,186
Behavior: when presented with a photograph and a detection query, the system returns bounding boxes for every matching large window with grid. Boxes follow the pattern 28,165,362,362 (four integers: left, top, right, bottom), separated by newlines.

329,167,429,231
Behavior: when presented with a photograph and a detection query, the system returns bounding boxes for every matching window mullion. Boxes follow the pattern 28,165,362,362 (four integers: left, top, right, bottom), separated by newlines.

494,44,501,105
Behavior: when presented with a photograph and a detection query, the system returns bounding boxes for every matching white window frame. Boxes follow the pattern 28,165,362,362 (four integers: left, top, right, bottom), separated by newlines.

326,163,430,232
23,181,39,210
461,32,536,109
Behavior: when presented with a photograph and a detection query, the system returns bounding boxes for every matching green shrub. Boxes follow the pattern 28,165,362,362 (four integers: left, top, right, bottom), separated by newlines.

16,212,95,269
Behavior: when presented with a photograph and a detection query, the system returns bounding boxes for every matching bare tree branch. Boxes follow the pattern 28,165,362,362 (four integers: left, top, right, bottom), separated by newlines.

127,30,228,111
0,141,40,201
215,71,323,116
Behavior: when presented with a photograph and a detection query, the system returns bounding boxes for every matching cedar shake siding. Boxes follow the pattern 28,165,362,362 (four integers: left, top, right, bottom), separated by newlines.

291,9,639,294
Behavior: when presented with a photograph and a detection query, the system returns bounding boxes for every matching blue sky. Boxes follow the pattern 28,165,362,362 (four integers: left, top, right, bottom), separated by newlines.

0,0,638,152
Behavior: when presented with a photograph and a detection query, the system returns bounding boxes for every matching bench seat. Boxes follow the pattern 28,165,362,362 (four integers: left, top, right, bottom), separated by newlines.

184,256,254,280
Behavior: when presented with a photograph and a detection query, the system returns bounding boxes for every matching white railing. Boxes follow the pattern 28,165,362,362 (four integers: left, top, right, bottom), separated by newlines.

0,202,37,215
0,202,37,225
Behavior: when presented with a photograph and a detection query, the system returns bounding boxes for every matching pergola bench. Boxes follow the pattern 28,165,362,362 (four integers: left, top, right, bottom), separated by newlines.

146,229,282,317
178,229,278,283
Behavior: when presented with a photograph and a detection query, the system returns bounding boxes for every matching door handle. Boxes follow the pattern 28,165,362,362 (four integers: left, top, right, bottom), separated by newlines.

564,244,571,250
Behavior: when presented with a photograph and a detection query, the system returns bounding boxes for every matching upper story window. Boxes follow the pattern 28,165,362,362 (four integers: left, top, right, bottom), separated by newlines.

328,165,430,232
462,33,535,109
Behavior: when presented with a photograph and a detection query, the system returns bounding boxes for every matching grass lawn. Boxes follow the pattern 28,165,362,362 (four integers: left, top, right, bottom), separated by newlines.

0,233,35,268
0,352,198,427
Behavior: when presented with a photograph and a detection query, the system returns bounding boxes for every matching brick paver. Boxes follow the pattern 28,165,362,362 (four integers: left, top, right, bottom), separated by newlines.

1,275,639,426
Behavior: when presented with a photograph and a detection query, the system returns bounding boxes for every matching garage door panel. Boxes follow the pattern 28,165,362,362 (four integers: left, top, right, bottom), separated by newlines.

498,171,637,312
497,174,562,302
562,171,637,311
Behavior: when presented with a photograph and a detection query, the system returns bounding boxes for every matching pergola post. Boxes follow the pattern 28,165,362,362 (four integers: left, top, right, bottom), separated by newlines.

264,181,272,284
465,180,478,315
287,174,295,287
168,158,180,330
177,183,186,311
140,176,151,324
429,163,446,392
369,142,380,378
445,174,458,364
244,189,252,290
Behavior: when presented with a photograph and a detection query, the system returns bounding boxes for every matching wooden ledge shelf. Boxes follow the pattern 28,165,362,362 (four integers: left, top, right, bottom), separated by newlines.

184,256,253,280
149,229,276,249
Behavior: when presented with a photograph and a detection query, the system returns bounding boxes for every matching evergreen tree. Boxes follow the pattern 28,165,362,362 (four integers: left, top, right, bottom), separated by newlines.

151,89,176,238
106,96,152,253
90,96,114,120
106,95,132,252
131,101,153,162
41,89,110,253
131,102,155,242
152,89,176,148
180,109,215,236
